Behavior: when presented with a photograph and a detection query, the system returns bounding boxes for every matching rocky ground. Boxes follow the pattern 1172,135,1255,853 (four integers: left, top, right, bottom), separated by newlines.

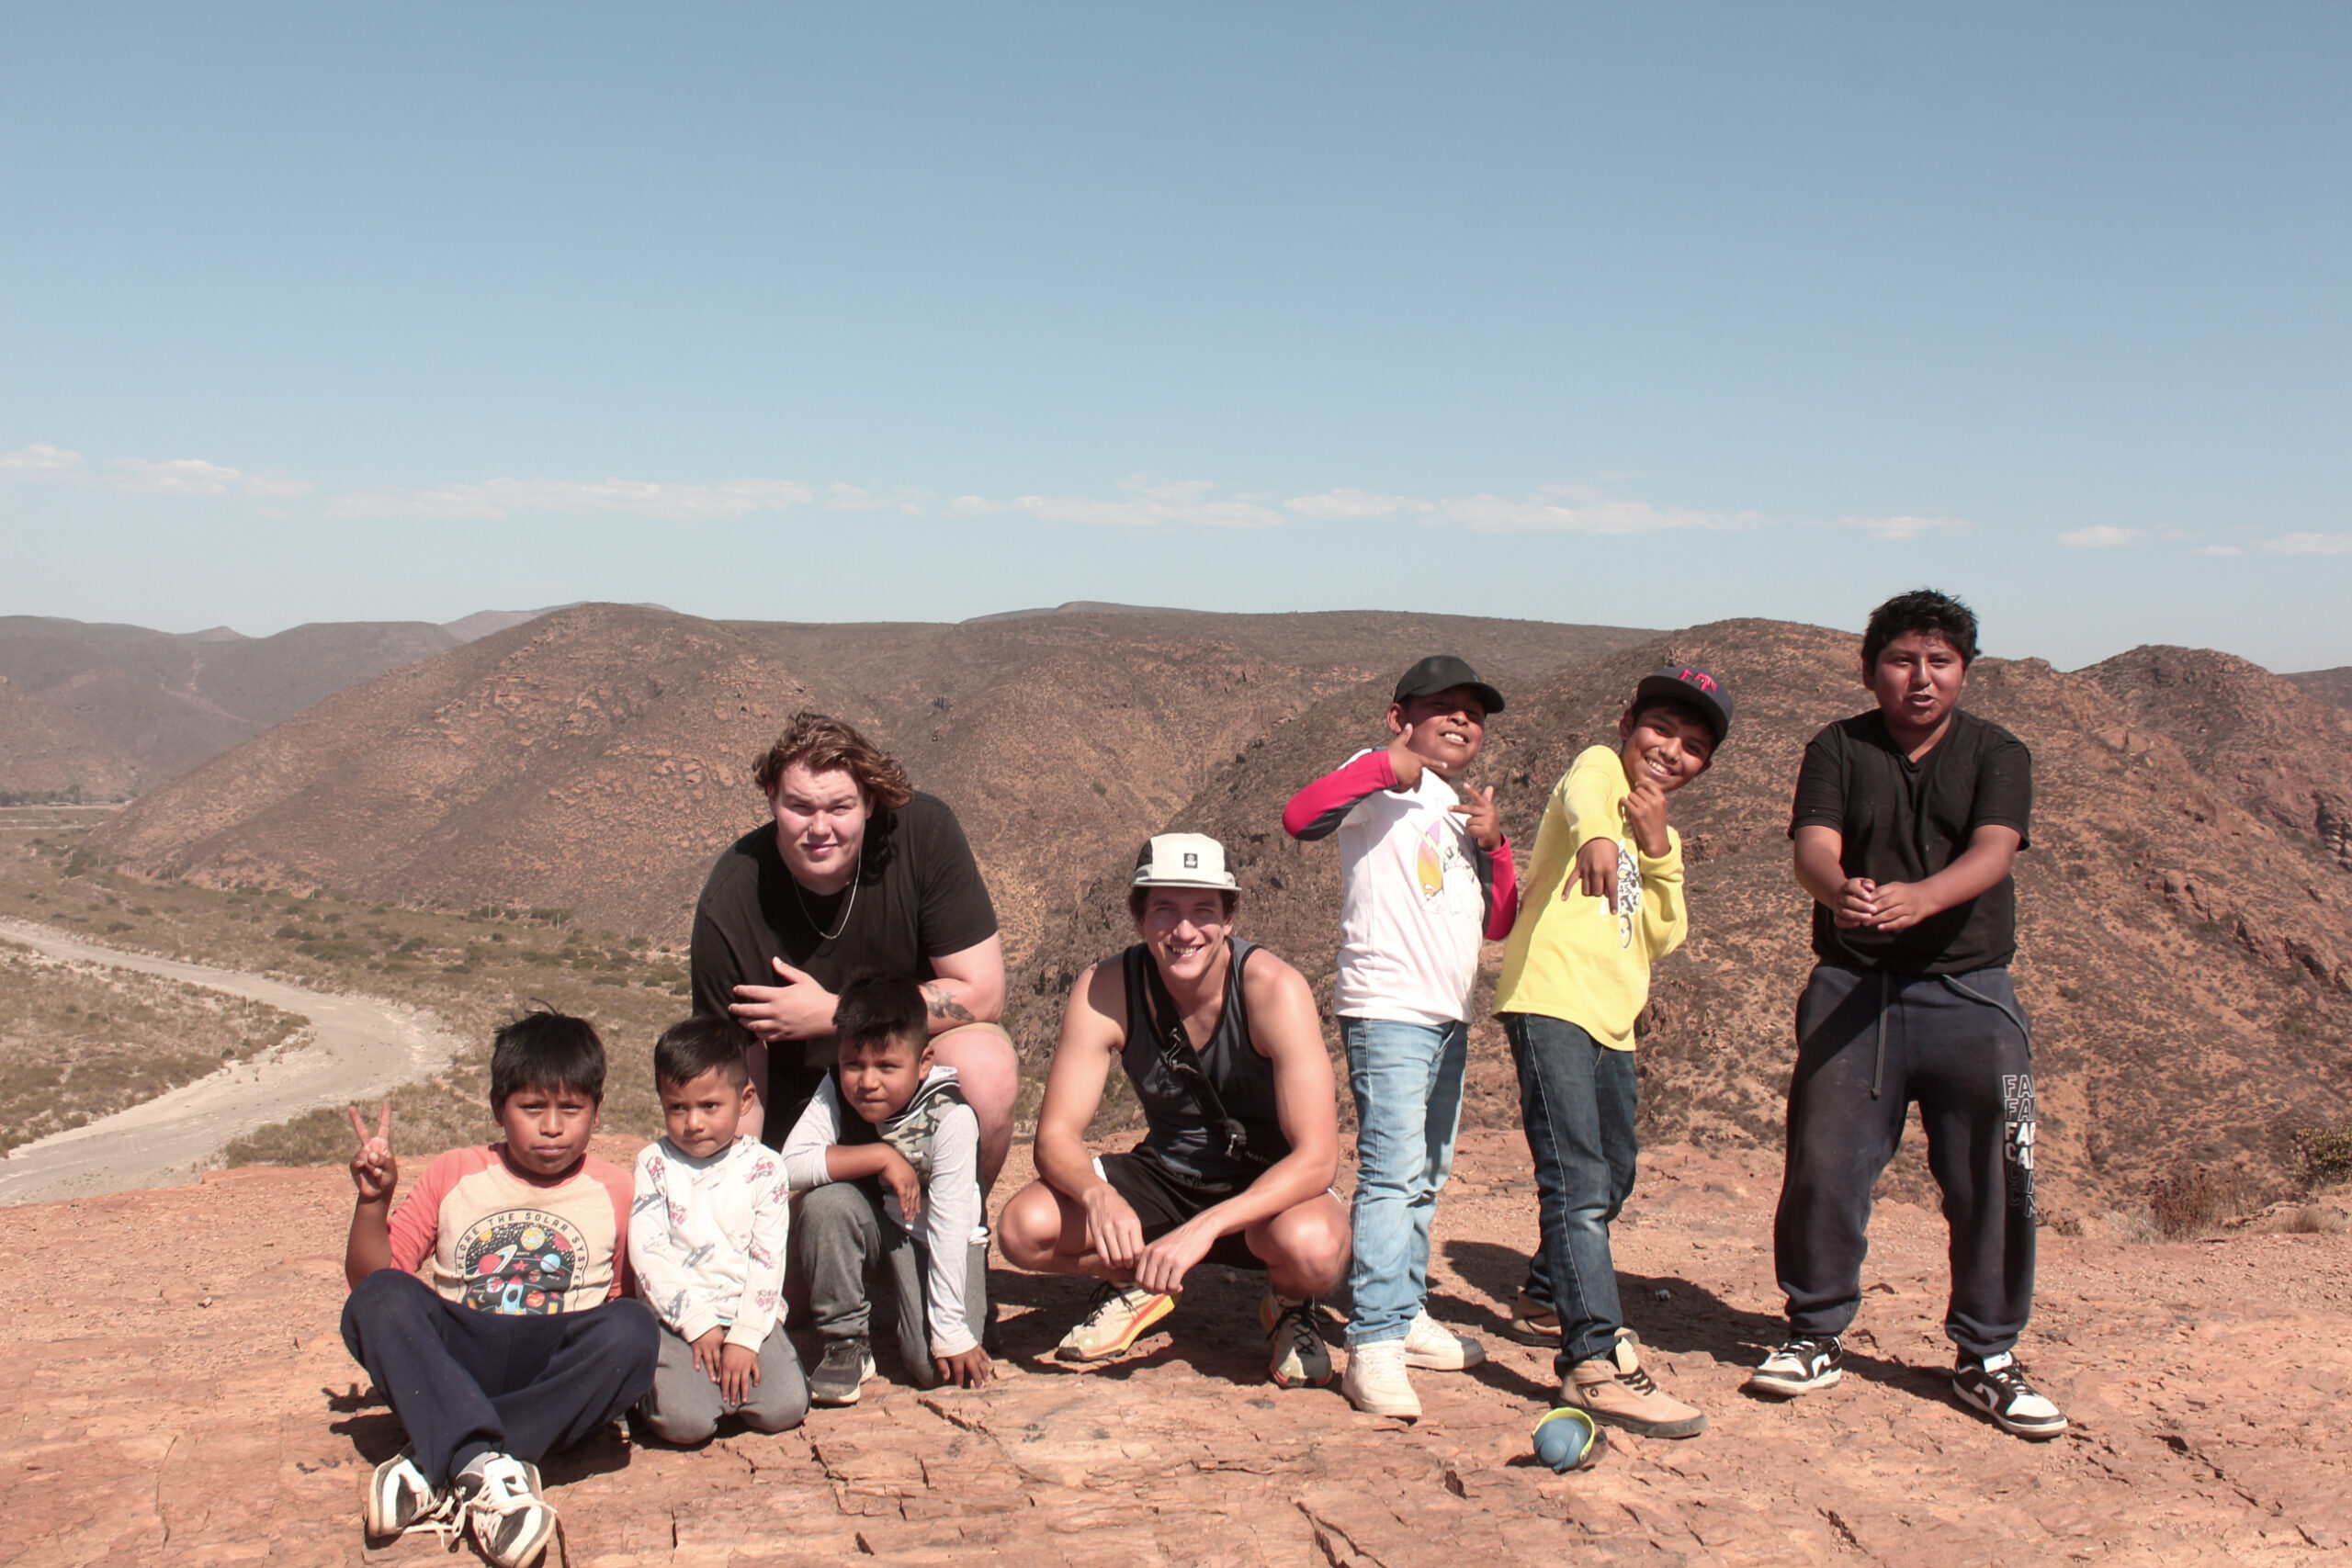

4,1131,2347,1568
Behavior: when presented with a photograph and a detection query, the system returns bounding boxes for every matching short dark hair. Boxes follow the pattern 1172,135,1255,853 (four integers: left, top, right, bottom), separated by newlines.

490,1008,605,1109
834,971,927,1055
1125,885,1241,922
1862,589,1979,670
653,1015,749,1091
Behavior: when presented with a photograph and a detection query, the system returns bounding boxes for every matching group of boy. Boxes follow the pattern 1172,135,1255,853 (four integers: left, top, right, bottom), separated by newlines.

333,586,2061,1567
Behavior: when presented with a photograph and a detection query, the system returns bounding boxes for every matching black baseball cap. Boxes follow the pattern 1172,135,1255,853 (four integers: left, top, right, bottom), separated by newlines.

1392,655,1504,716
1632,666,1733,747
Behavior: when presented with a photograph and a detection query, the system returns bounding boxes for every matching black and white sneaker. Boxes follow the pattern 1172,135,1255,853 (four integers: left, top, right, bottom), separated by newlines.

1744,1334,1844,1396
1952,1352,2067,1439
809,1336,877,1406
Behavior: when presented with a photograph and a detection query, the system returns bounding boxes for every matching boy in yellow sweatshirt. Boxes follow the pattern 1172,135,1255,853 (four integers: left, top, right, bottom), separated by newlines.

1493,666,1730,1439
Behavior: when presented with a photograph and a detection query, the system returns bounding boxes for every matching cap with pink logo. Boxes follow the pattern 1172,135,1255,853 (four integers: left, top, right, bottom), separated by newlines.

1632,666,1733,747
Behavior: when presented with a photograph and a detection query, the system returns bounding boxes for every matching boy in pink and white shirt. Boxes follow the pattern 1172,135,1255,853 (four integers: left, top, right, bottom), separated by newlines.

1283,654,1518,1418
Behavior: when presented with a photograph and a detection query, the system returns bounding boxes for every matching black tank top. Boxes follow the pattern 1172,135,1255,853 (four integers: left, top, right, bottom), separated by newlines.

1118,936,1291,1187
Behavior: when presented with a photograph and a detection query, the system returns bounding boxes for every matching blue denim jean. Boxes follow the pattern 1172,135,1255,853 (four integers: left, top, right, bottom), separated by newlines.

1502,1013,1638,1372
1340,1016,1469,1347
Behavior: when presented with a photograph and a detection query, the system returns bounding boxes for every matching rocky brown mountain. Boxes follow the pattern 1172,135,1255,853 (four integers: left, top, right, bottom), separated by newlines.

0,672,139,800
2289,666,2352,710
89,603,1650,957
1013,620,2352,1212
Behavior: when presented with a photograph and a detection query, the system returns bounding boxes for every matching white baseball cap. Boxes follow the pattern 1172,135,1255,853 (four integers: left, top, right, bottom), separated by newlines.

1130,832,1238,891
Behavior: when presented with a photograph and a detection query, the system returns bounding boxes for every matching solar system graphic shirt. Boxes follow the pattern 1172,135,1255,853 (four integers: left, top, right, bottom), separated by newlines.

387,1145,635,1314
1284,748,1518,1027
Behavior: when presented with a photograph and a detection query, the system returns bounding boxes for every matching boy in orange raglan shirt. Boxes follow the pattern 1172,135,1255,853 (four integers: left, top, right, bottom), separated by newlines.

339,1010,657,1568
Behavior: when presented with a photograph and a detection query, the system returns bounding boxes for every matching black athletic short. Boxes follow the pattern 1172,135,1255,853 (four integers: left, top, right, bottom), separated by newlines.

1095,1151,1265,1271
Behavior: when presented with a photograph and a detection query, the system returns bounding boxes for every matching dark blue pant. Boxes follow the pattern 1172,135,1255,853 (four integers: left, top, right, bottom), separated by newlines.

340,1269,659,1487
1771,964,2037,1360
1503,1013,1639,1372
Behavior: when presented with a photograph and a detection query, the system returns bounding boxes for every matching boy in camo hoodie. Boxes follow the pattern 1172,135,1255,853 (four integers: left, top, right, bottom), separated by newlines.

783,971,990,1404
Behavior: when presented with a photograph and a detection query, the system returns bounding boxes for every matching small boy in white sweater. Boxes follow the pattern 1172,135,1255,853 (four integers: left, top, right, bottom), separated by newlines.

784,972,990,1405
628,1017,808,1443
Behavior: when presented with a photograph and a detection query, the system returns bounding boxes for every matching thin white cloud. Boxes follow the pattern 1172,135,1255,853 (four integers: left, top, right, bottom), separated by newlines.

1431,486,1763,536
243,470,312,499
1283,489,1422,523
115,457,243,495
2192,545,2243,558
1846,514,1962,541
0,443,81,474
2262,532,2352,556
2059,525,2146,548
952,477,1287,530
825,482,932,515
327,475,814,524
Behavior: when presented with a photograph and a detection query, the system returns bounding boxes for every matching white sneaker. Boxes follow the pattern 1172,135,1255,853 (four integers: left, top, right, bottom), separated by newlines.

458,1453,559,1568
1402,1310,1487,1371
1341,1338,1421,1419
362,1448,453,1540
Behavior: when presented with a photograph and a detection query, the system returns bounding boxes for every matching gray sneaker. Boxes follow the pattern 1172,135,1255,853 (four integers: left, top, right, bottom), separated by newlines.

809,1336,877,1406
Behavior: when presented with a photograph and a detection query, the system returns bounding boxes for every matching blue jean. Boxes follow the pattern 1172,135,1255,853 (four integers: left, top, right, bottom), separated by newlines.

1340,1016,1468,1347
1503,1013,1638,1372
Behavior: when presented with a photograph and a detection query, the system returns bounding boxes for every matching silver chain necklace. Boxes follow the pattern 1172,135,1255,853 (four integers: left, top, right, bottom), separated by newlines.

792,844,862,943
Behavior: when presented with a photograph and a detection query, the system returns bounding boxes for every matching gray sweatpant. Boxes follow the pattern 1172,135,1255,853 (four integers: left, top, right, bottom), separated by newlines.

796,1182,993,1388
638,1322,808,1444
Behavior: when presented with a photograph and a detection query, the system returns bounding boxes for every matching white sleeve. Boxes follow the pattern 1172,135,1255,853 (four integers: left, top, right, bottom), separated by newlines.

628,1145,722,1342
780,1077,843,1191
919,1103,982,1358
726,1143,792,1348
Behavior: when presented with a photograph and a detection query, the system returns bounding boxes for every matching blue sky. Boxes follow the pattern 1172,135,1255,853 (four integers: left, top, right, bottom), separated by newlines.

3,5,2345,670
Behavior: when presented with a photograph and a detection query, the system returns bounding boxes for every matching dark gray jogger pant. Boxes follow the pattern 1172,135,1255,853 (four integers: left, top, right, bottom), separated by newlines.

1771,964,2038,1360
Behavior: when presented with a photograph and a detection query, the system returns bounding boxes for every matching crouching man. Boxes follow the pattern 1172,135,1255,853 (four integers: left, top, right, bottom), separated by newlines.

998,834,1350,1388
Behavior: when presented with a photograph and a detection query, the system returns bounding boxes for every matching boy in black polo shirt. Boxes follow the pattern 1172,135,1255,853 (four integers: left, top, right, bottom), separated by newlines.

1745,590,2064,1439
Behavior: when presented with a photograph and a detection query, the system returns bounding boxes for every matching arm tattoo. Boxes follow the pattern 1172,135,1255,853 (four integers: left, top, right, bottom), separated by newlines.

922,982,976,1025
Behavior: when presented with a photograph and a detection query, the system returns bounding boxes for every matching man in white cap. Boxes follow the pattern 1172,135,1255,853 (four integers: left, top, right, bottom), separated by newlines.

997,834,1350,1389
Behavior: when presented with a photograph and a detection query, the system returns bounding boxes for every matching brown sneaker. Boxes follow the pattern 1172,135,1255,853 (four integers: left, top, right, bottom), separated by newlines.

1503,1290,1558,1346
1561,1331,1706,1438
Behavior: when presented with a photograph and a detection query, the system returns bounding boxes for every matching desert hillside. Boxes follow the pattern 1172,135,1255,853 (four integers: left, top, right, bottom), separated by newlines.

1014,620,2352,1213
89,603,1650,957
0,673,139,800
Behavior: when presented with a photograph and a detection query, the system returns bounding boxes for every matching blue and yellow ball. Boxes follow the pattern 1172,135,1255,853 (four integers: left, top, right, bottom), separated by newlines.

1532,1406,1605,1472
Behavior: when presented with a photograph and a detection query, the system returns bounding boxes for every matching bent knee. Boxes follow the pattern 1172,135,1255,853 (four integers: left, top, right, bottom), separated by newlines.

641,1407,718,1445
741,1390,808,1435
996,1184,1064,1267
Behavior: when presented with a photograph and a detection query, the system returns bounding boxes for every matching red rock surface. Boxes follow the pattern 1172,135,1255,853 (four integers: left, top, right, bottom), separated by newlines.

5,1132,2348,1566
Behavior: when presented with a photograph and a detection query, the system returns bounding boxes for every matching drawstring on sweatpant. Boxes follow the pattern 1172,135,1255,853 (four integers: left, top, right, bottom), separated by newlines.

1938,975,2033,1056
1871,972,1890,1099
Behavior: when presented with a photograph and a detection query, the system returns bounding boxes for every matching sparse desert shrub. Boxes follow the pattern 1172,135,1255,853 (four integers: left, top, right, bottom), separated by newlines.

2100,1205,2159,1244
2251,1204,2350,1236
2145,1162,2255,1239
2293,1121,2352,1190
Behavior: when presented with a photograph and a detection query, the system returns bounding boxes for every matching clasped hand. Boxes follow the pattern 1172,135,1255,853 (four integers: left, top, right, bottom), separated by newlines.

1830,876,1934,931
729,957,838,1042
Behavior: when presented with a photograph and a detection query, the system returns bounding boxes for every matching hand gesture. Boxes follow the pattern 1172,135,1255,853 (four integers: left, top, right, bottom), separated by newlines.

729,957,839,1043
1571,835,1621,908
1620,779,1670,859
1859,879,1931,932
934,1344,993,1389
1081,1184,1147,1269
1831,876,1879,929
1450,784,1501,851
877,1147,923,1220
1133,1215,1216,1297
346,1102,398,1205
1385,727,1427,791
718,1341,760,1406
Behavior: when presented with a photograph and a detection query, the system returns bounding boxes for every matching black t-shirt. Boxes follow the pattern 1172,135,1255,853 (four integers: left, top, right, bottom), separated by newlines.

690,791,998,1142
1789,707,2032,975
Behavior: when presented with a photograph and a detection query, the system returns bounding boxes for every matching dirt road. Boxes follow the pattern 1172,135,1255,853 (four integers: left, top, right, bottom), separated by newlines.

0,919,460,1205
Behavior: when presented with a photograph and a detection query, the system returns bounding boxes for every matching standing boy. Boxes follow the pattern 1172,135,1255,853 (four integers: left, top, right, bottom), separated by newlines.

340,1010,657,1568
1747,590,2064,1439
628,1017,808,1442
1493,667,1731,1439
782,972,991,1404
1282,654,1518,1418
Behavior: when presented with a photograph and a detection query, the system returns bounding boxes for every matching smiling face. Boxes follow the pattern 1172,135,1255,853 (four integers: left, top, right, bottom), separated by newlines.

494,1081,601,1179
769,761,869,894
658,1065,753,1157
1867,630,1969,743
1387,685,1488,777
1134,886,1233,987
837,1032,931,1124
1616,702,1715,795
